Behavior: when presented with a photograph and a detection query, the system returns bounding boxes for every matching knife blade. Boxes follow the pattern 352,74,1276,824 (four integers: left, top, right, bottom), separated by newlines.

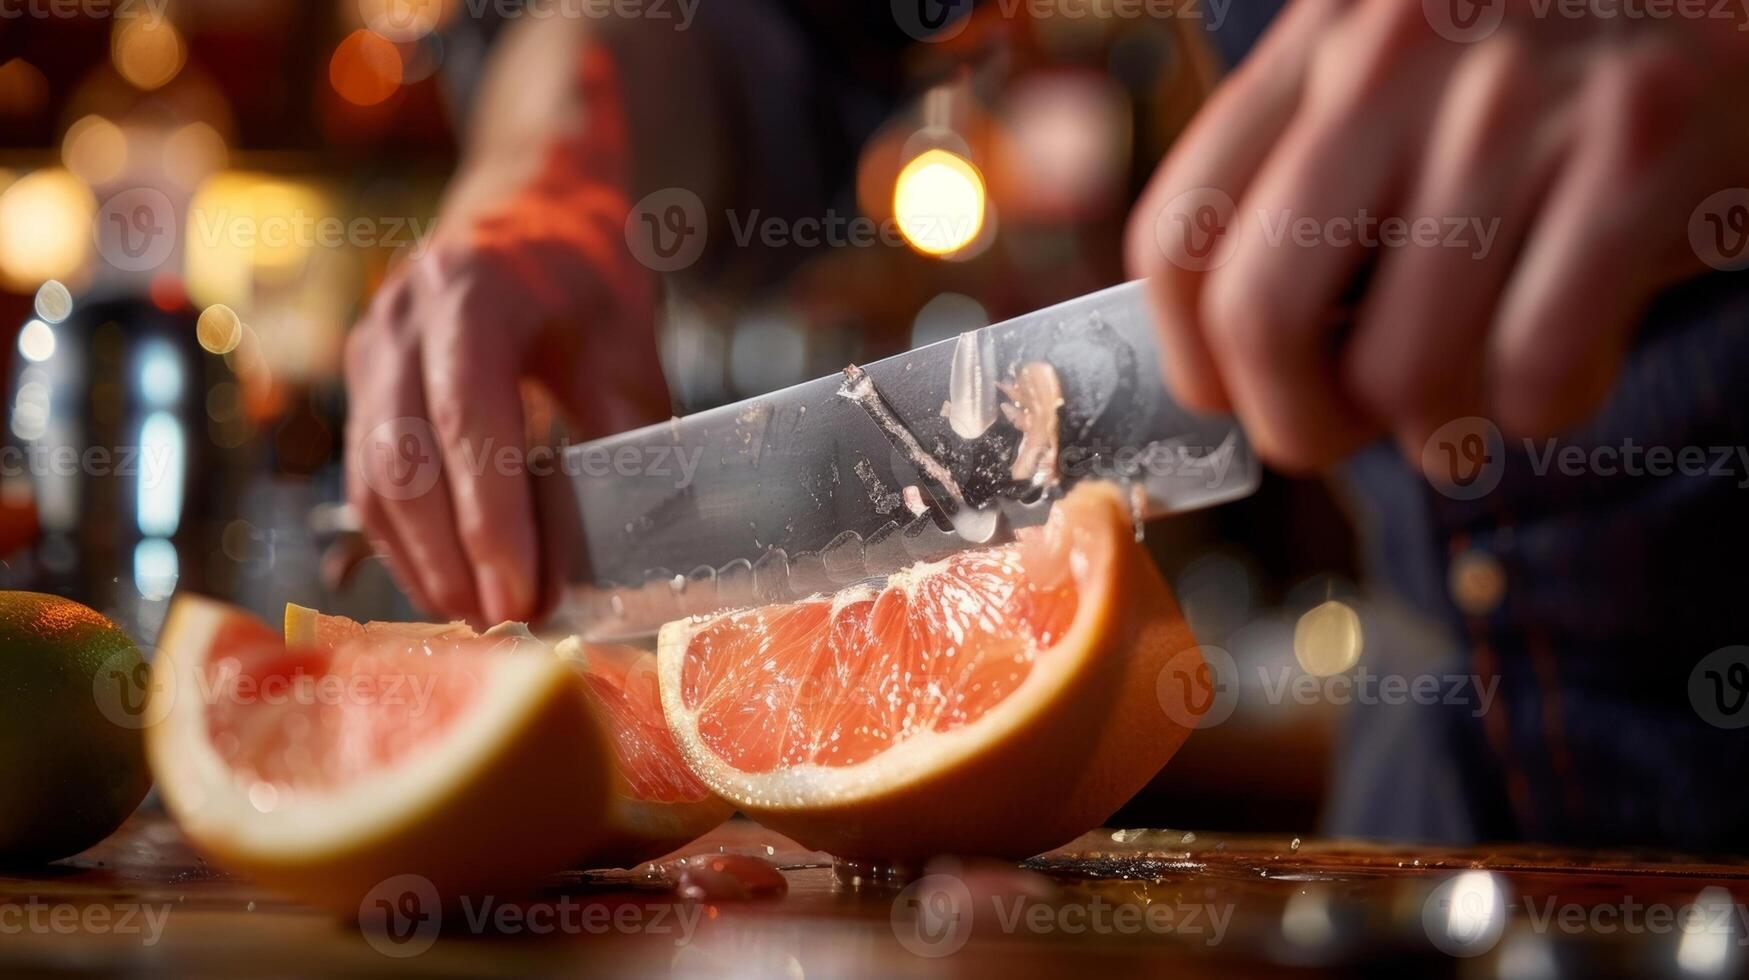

555,280,1258,641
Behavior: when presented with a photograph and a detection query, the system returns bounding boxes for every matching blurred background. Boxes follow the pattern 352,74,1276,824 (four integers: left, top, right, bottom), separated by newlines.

0,0,1385,833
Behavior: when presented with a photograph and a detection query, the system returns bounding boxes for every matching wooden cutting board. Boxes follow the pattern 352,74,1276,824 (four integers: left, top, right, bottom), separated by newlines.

4,809,1747,977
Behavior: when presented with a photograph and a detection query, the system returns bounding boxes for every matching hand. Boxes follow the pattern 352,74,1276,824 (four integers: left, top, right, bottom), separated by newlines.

1126,0,1749,473
344,191,670,624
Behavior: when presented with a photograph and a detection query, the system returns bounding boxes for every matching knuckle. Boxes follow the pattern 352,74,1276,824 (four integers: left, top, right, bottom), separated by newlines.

425,395,470,443
1448,38,1537,156
1307,1,1422,113
454,503,504,550
1200,276,1283,369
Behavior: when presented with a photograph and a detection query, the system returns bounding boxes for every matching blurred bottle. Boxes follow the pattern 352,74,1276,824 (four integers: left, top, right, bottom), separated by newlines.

1,289,248,637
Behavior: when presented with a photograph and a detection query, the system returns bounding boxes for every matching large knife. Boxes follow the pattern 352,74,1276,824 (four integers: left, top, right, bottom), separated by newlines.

555,280,1259,641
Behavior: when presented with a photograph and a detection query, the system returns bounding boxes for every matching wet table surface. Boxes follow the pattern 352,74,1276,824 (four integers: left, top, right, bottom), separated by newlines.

3,810,1748,978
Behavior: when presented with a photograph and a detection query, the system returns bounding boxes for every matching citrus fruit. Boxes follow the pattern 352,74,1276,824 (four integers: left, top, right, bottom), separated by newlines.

283,601,473,648
552,639,735,864
656,481,1201,860
146,594,611,909
0,592,152,864
289,607,733,867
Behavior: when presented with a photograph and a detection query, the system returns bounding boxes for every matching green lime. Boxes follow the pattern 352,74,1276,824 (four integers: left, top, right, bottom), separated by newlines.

0,592,153,864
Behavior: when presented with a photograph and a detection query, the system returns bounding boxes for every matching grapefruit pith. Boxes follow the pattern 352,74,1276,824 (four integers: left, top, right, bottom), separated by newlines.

290,607,732,867
146,595,611,910
656,481,1202,860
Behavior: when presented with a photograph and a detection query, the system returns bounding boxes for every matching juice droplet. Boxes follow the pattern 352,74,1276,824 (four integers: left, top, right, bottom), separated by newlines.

941,329,998,440
998,362,1064,488
671,853,788,901
832,855,924,889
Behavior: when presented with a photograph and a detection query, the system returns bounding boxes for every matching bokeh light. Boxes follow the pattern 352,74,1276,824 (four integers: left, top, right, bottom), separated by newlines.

893,148,987,257
112,16,188,91
0,169,96,290
330,30,404,107
357,0,454,42
197,303,244,355
63,115,129,186
163,122,229,188
17,320,56,363
1293,599,1363,677
34,280,73,323
910,292,989,349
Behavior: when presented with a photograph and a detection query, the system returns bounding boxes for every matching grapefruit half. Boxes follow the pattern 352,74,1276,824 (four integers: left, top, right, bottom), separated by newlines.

146,595,610,909
657,482,1201,859
288,607,732,867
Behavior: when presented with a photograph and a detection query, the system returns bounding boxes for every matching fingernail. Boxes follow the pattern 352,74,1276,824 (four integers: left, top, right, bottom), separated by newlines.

478,565,532,624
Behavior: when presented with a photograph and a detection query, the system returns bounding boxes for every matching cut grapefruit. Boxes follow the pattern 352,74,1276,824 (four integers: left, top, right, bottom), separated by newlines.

145,595,610,909
289,607,732,868
283,601,473,648
657,481,1201,859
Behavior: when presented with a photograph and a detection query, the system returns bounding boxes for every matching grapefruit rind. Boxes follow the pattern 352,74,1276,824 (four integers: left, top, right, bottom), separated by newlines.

146,595,612,904
655,481,1199,859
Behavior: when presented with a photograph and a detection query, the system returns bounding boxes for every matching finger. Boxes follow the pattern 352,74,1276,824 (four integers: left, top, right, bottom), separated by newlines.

1487,48,1690,438
423,288,540,624
1125,0,1355,414
345,330,484,621
1343,36,1565,465
349,488,438,615
1200,1,1450,471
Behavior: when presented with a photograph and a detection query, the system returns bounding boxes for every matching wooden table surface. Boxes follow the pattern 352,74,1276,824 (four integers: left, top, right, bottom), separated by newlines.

5,808,1749,978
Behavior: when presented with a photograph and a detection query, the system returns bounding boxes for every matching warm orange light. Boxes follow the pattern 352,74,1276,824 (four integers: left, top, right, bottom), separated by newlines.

329,30,403,107
63,115,129,185
893,149,987,257
0,169,95,290
163,121,228,187
0,58,49,117
357,0,453,42
112,16,187,91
